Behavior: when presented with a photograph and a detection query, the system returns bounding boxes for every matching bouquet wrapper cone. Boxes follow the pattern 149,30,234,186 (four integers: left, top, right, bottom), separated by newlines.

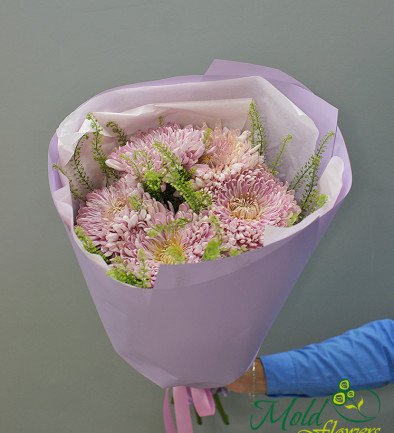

48,61,352,424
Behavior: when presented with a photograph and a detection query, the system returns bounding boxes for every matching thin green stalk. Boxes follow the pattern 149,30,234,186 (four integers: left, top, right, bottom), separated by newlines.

269,134,292,175
72,133,94,191
194,407,203,425
87,113,119,183
290,131,334,192
106,121,128,147
74,226,110,264
213,393,230,425
291,131,334,219
248,100,268,156
52,163,83,200
153,141,211,212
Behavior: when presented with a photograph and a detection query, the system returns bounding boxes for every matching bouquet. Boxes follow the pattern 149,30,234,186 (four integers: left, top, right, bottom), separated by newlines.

48,60,351,432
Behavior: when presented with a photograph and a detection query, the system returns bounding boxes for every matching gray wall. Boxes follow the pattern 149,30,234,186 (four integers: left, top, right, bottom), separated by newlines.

1,0,393,432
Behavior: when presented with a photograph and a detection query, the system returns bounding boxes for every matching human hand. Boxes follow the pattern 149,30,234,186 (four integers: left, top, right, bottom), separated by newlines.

227,358,267,394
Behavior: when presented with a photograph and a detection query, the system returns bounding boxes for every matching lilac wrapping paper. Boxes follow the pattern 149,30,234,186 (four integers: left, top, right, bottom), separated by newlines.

48,60,352,388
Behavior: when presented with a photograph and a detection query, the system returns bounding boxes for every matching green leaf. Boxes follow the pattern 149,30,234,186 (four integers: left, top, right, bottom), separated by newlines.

143,169,163,200
202,238,221,261
345,404,357,410
357,398,364,410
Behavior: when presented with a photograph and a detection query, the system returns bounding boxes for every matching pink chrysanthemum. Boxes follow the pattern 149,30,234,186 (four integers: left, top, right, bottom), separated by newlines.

106,124,205,180
194,124,262,189
76,175,171,257
126,206,214,262
210,168,300,250
120,205,215,286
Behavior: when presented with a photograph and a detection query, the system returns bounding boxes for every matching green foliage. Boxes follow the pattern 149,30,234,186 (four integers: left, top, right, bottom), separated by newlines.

228,247,246,257
202,127,213,146
300,190,328,218
289,131,334,220
269,134,293,176
153,140,183,170
106,121,128,147
74,225,110,264
158,116,165,127
120,150,164,199
128,194,143,211
86,113,119,183
315,193,328,209
107,257,149,287
192,190,212,211
287,212,299,227
202,237,222,261
57,117,125,200
208,214,223,235
153,141,211,212
248,100,268,156
119,153,143,179
87,112,106,174
205,215,247,259
118,140,211,211
52,163,83,200
146,218,190,237
71,133,94,191
289,131,334,192
143,169,163,200
136,249,151,288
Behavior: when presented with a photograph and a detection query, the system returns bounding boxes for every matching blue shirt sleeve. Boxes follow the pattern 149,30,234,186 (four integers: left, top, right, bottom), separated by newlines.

260,319,394,397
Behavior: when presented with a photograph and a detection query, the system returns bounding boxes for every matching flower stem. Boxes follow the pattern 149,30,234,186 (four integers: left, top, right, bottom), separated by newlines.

213,393,230,425
194,407,203,425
